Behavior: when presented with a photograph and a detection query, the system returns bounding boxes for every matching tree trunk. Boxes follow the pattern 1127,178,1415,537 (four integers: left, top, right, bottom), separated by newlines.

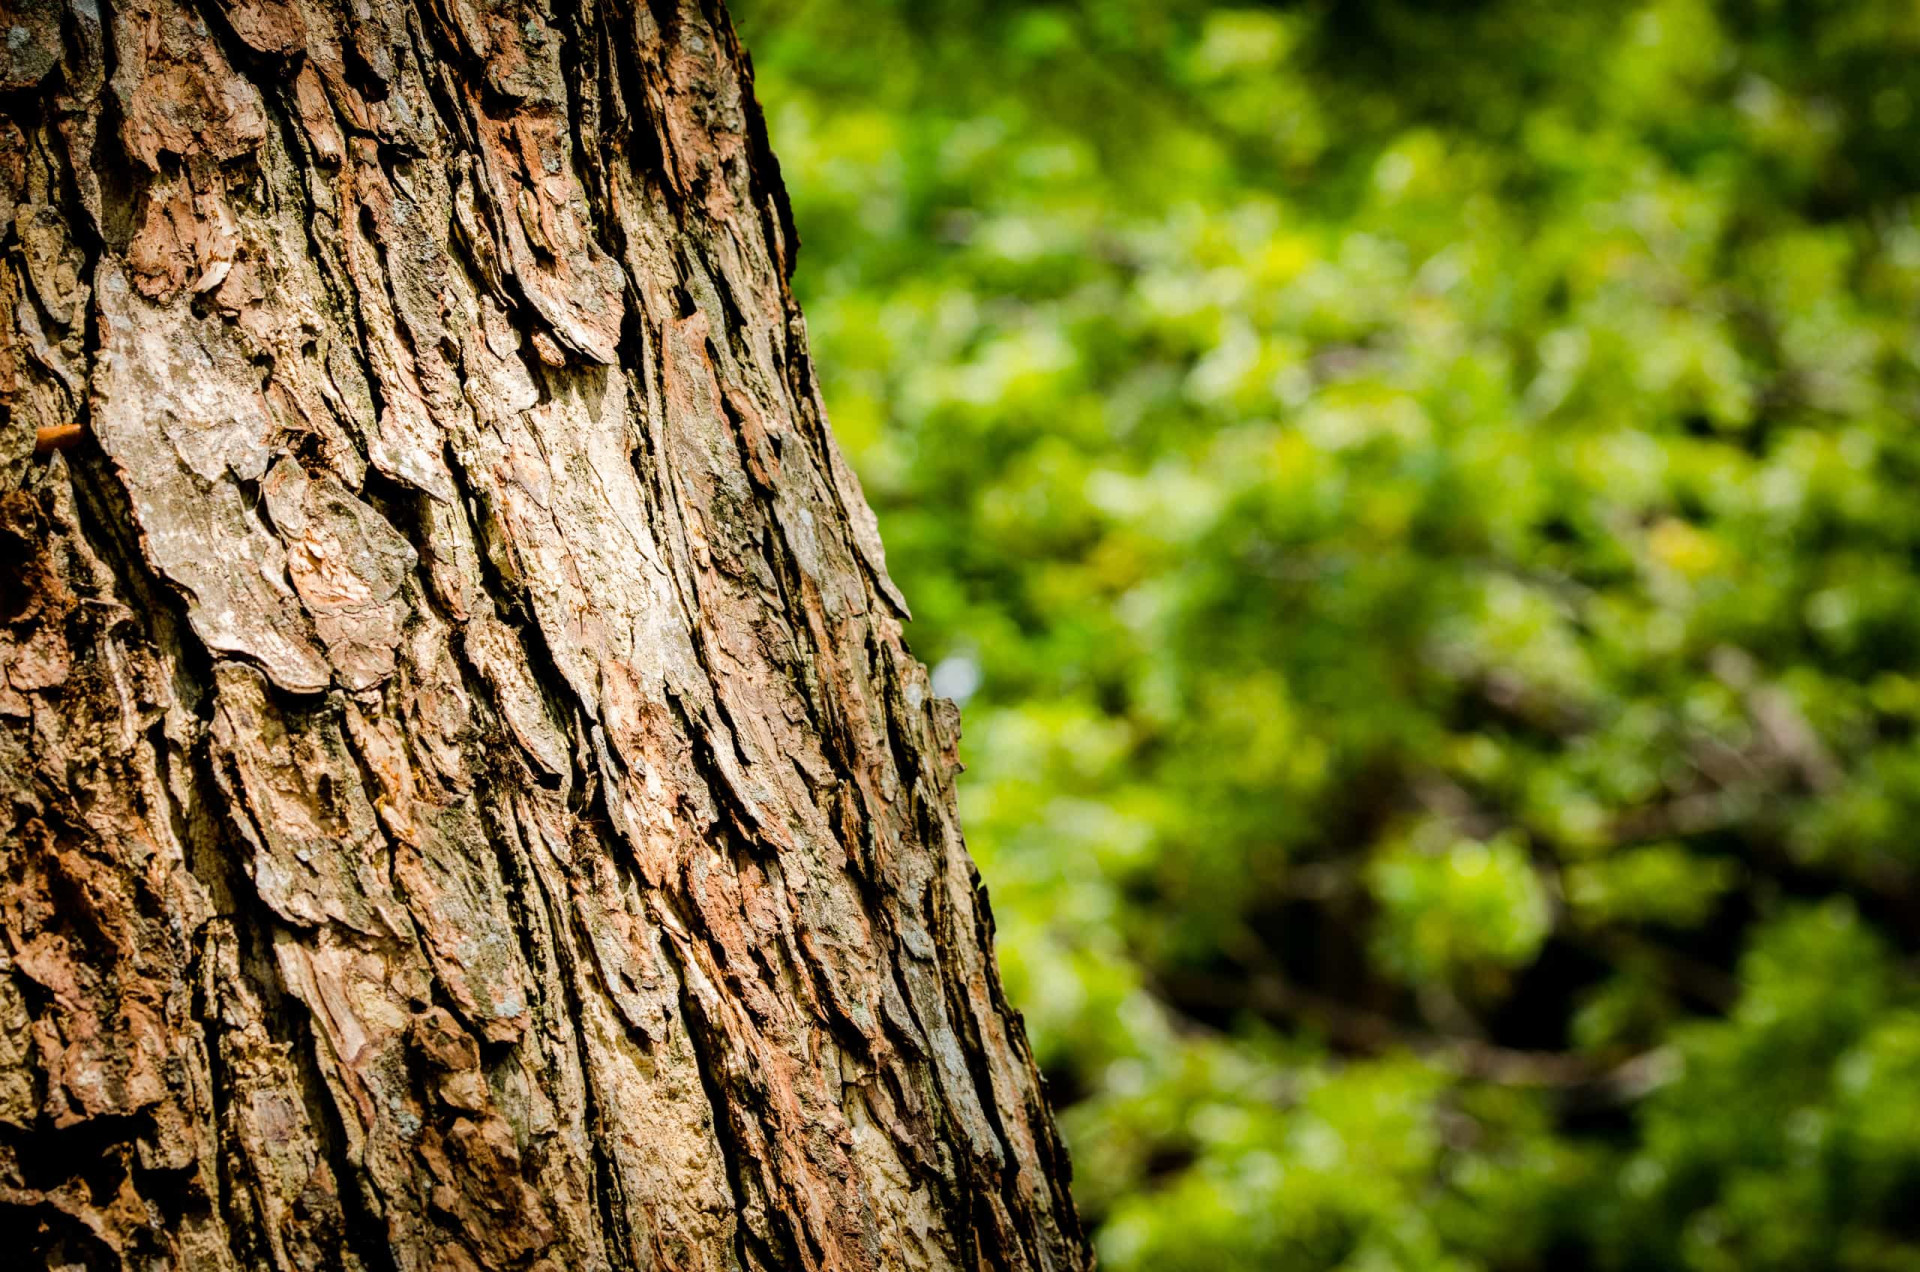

0,1,1086,1268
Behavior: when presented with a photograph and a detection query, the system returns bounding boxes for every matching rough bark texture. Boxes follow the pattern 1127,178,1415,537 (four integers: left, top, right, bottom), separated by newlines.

0,1,1087,1267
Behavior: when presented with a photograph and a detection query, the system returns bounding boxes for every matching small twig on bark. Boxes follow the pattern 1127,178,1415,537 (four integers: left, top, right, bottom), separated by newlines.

34,424,84,456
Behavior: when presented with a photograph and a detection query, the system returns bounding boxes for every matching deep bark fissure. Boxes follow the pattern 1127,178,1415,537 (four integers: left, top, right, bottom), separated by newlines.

281,948,408,1272
193,922,261,1265
659,924,802,1272
513,802,639,1271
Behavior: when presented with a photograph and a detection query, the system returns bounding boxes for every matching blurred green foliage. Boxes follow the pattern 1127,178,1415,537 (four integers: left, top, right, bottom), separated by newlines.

731,0,1920,1266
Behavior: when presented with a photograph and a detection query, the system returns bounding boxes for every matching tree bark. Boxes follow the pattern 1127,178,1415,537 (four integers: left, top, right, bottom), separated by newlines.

0,2,1086,1268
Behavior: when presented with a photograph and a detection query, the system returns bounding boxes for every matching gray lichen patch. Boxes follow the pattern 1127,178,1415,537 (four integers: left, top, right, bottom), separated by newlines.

262,455,415,692
93,263,332,694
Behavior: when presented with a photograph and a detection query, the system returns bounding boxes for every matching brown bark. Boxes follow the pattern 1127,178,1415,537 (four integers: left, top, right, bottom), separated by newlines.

0,1,1087,1267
